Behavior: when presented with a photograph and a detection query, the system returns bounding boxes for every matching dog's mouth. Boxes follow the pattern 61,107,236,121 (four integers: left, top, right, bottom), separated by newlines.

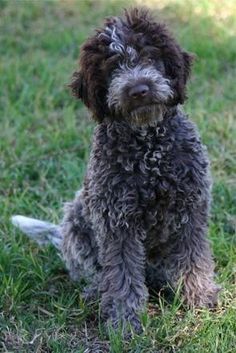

129,104,164,126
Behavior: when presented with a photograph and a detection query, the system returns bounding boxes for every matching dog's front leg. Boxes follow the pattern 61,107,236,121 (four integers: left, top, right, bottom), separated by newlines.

168,216,220,308
99,226,148,334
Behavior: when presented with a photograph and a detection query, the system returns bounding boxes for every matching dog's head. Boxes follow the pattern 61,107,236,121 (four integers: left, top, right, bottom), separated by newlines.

70,8,194,126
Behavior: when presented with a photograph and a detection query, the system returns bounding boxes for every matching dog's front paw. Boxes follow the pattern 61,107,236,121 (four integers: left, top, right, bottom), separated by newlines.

200,284,221,308
106,310,143,338
184,278,221,309
127,313,143,335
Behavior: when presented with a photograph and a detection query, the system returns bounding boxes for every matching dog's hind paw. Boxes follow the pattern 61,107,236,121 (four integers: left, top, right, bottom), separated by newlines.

81,284,99,302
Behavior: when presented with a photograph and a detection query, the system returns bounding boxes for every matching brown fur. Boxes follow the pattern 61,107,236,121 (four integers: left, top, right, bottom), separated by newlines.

69,8,194,121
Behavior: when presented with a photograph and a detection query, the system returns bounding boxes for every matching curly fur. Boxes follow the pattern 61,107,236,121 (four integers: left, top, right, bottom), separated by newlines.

13,8,220,335
63,8,220,333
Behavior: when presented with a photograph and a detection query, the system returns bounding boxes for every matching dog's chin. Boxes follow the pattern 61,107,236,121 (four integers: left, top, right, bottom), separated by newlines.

127,104,164,127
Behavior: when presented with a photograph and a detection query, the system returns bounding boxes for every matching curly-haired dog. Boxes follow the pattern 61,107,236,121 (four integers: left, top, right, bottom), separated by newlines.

12,8,220,334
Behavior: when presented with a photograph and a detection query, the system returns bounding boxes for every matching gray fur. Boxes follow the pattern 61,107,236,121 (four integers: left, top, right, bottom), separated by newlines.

12,10,220,336
100,24,138,63
107,65,173,126
61,106,220,333
11,215,62,249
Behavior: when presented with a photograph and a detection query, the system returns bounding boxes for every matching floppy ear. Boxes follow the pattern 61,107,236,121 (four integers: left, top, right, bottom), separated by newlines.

182,51,195,84
69,71,87,101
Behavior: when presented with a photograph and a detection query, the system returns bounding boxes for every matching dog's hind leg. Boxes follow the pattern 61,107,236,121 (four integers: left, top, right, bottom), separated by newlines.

61,195,99,294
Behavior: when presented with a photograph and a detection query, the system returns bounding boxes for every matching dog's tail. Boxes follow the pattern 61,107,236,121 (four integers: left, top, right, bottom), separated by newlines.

11,215,62,250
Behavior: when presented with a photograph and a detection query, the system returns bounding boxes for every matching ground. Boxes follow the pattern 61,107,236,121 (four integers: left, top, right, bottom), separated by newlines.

0,0,235,352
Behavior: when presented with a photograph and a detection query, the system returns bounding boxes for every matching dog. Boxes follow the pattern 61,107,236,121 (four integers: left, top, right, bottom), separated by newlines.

12,8,220,334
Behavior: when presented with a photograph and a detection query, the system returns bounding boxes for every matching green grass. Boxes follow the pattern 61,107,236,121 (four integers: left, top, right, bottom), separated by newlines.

0,0,235,352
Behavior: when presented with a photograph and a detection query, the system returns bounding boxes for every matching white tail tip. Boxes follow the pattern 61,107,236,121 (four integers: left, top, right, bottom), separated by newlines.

11,215,62,249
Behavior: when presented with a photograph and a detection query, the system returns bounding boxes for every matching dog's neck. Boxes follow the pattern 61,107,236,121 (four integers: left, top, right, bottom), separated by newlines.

94,105,181,147
103,105,179,131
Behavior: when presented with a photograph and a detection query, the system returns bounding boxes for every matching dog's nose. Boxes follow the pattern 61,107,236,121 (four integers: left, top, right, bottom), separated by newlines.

128,84,150,99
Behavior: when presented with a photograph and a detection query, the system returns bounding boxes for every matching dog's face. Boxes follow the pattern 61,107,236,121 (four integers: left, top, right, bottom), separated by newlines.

70,8,194,125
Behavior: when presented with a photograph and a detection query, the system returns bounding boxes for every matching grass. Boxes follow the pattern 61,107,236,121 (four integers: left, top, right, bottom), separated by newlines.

0,0,235,352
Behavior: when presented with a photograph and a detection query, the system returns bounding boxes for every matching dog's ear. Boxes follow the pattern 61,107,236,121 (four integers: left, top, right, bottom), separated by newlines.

69,71,87,101
68,70,105,122
182,51,195,84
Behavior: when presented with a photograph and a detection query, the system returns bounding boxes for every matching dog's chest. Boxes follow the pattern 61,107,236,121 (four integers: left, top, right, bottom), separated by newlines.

89,122,175,206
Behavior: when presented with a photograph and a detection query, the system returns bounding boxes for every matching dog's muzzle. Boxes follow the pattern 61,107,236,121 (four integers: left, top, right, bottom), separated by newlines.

107,65,173,126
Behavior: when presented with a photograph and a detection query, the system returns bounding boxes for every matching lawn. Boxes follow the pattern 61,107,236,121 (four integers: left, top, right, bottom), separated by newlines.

0,0,235,352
